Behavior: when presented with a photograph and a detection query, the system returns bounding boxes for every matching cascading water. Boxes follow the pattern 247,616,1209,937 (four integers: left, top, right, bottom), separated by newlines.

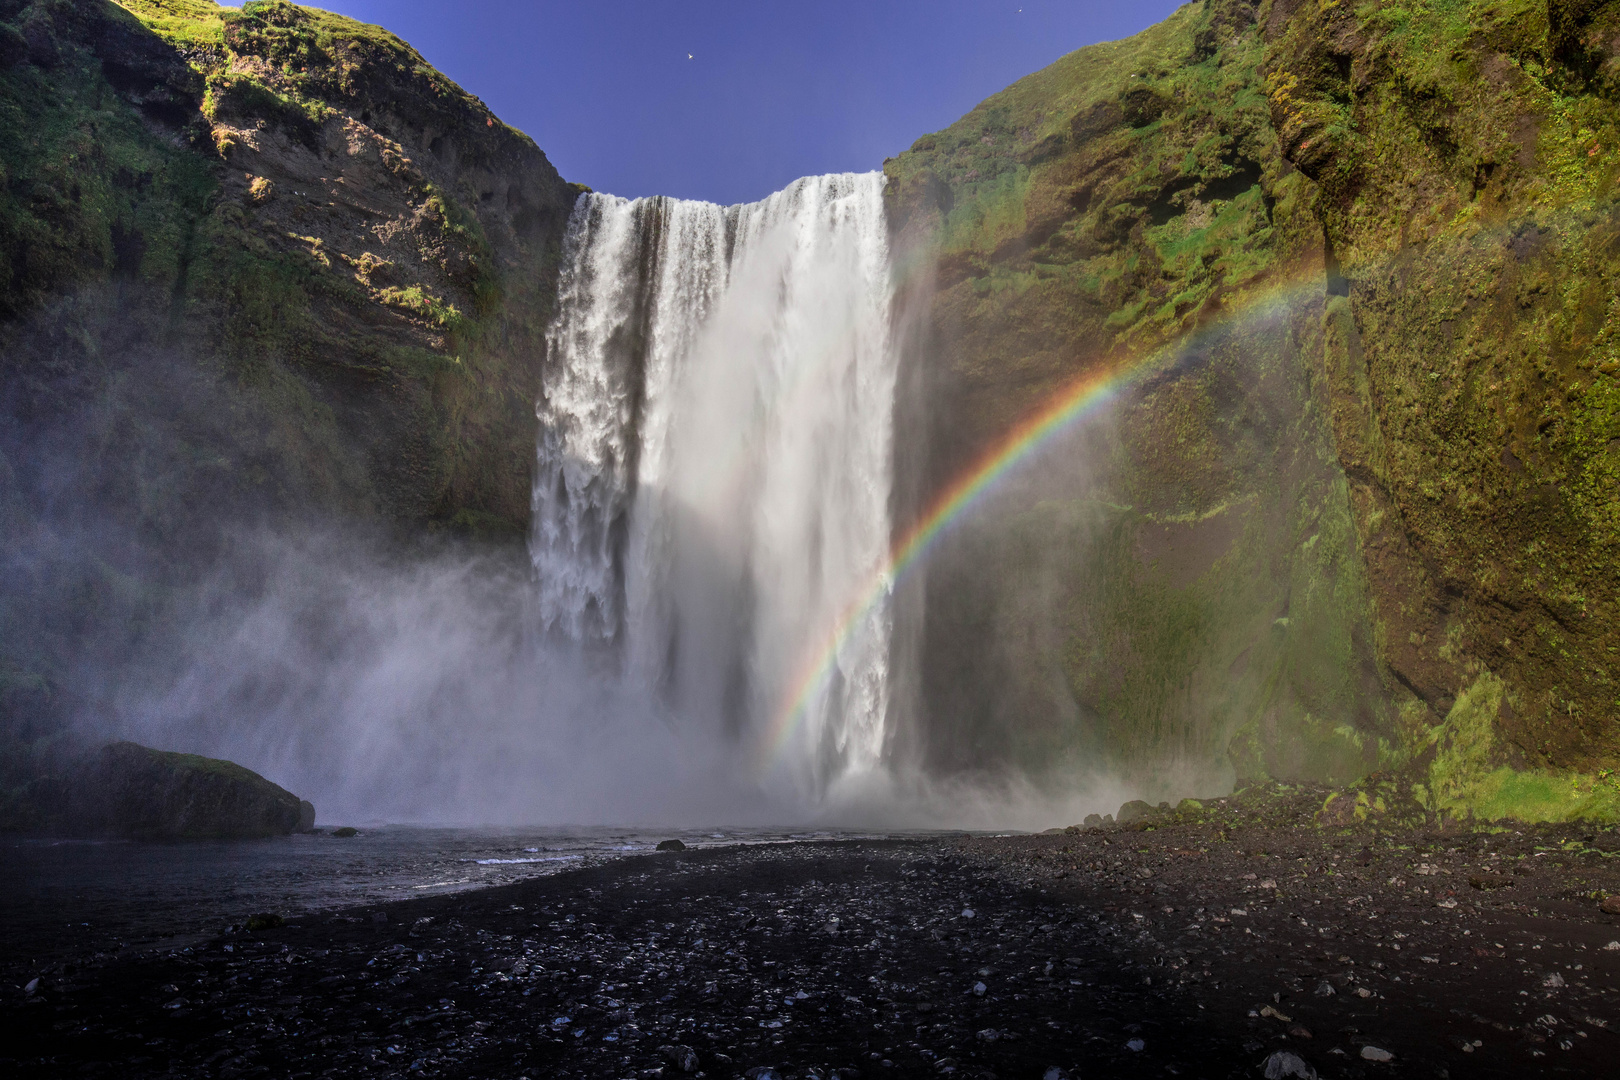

532,173,897,795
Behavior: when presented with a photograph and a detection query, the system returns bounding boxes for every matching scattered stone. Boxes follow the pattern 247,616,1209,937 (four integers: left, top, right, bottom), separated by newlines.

244,912,283,931
7,800,1618,1078
1126,1037,1145,1051
656,839,687,852
331,826,359,838
23,977,38,995
1599,895,1620,915
1542,972,1565,989
1604,940,1620,950
1261,1049,1317,1079
1360,1045,1394,1062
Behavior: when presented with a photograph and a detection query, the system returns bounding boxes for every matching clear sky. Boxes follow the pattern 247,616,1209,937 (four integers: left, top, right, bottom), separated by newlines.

310,1,1188,205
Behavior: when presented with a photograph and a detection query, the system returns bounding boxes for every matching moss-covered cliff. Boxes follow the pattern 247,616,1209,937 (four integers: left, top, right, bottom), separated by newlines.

2,0,575,528
1260,0,1620,787
0,0,575,759
885,0,1383,797
886,0,1620,819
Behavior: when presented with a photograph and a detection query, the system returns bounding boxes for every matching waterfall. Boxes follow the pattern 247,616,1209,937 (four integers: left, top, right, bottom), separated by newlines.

532,173,898,792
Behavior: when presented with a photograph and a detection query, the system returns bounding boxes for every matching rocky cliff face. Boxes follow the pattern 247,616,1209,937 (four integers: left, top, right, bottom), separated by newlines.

888,0,1620,818
886,0,1382,796
1260,0,1620,793
2,0,576,530
0,0,576,753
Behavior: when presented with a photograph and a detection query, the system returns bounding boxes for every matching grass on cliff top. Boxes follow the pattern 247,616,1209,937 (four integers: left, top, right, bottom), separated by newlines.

116,0,492,119
113,0,225,50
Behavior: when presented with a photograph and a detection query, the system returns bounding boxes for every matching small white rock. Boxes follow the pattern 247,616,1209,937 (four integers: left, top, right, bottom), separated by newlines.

1360,1045,1394,1062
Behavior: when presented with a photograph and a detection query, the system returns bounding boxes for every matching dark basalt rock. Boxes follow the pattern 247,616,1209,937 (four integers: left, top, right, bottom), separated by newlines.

27,741,315,840
656,838,687,851
1116,800,1162,827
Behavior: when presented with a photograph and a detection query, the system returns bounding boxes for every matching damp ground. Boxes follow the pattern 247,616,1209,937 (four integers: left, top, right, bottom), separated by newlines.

4,812,1620,1079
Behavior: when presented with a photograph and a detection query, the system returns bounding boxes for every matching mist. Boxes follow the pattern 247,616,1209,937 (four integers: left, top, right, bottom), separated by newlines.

85,522,1164,830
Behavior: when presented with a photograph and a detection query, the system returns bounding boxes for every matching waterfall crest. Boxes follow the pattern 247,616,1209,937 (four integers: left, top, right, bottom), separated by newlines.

532,173,897,792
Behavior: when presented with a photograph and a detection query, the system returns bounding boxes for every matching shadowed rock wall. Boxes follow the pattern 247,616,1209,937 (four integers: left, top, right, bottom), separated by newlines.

0,0,577,763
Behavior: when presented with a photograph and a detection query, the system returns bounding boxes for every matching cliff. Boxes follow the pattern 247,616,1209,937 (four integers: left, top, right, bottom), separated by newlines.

886,0,1380,795
4,0,1617,823
1,0,576,529
887,0,1620,820
0,0,576,753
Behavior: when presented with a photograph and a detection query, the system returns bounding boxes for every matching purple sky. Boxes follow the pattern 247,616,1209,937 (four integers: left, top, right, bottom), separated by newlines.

310,0,1187,204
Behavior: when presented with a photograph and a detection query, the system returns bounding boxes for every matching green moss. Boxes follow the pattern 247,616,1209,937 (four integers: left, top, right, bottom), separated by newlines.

115,0,227,51
1424,673,1620,822
890,2,1384,792
0,32,218,316
377,285,465,331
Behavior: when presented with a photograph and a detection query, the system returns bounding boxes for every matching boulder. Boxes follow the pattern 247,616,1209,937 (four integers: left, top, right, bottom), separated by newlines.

33,741,314,840
1116,800,1161,827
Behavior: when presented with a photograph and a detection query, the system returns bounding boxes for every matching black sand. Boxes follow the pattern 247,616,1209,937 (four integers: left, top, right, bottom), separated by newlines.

5,818,1620,1079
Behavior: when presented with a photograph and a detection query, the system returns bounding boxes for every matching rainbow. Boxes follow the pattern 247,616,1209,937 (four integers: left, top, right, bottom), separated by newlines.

759,270,1321,770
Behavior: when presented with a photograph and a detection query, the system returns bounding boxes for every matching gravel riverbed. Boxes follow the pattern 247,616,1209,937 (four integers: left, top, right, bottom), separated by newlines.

5,805,1619,1079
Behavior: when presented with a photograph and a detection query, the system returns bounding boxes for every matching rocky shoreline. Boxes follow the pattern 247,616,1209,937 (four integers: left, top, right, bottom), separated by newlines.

5,798,1620,1079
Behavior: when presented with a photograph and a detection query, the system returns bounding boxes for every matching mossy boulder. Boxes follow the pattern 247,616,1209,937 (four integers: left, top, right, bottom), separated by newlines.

25,740,314,839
